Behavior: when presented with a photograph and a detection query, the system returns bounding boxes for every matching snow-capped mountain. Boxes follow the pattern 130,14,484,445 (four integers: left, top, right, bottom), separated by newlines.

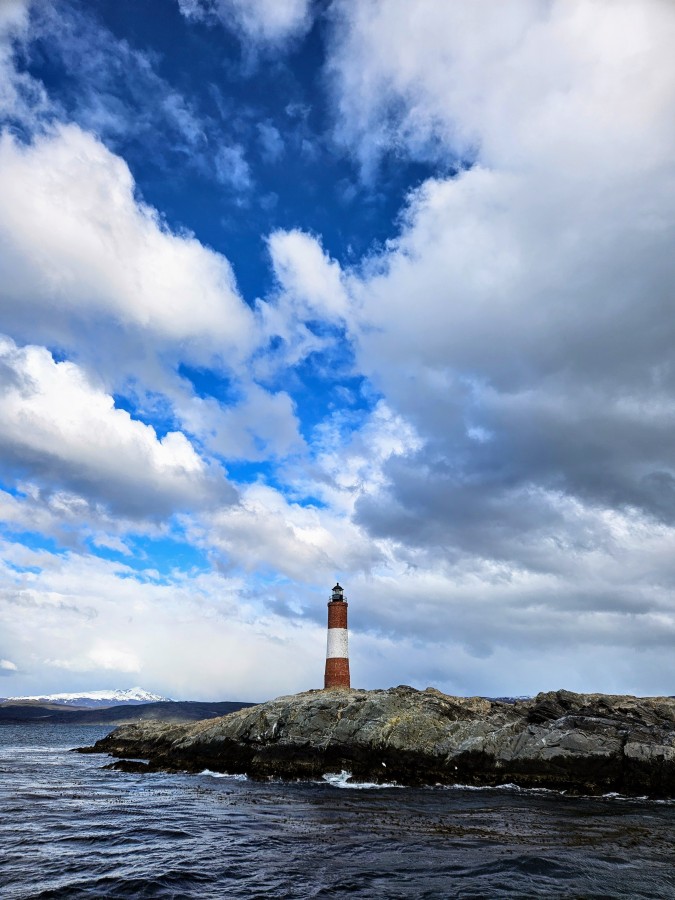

1,687,170,708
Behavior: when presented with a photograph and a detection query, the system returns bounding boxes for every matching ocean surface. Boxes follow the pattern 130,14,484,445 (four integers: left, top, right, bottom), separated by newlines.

1,723,675,899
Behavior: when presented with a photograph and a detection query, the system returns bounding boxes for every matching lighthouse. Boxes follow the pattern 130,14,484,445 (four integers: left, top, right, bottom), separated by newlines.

324,582,351,689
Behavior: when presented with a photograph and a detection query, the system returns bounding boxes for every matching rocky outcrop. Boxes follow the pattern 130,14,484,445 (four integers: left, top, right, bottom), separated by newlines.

78,686,675,797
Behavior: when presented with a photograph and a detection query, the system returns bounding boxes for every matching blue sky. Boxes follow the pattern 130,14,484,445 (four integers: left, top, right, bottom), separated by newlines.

1,0,675,701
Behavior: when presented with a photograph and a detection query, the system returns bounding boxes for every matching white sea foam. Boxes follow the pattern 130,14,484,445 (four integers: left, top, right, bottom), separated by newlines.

444,782,562,795
444,782,671,803
199,769,247,780
321,770,401,789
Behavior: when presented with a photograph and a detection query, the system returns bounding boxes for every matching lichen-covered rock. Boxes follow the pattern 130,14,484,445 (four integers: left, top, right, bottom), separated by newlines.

78,686,675,797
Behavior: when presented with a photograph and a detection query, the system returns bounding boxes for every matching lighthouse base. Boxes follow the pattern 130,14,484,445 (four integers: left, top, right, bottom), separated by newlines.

324,657,350,689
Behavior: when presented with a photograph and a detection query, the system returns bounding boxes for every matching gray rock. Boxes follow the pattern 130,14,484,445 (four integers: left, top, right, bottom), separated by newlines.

78,686,675,797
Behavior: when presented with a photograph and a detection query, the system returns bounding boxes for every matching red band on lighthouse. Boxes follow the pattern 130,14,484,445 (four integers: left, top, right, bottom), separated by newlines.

324,582,350,689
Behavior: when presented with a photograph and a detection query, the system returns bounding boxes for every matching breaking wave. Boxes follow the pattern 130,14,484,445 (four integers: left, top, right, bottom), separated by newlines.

321,769,402,789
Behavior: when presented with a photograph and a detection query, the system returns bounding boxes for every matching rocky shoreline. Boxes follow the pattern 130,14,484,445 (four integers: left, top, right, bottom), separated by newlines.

78,686,675,797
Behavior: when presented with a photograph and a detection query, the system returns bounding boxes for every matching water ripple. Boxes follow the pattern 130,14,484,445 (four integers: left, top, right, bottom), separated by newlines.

1,723,675,899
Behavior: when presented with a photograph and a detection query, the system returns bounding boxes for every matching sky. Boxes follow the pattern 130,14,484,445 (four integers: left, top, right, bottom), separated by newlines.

1,0,675,701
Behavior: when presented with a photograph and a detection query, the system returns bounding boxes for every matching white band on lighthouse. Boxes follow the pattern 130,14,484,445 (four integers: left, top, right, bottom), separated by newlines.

326,628,349,659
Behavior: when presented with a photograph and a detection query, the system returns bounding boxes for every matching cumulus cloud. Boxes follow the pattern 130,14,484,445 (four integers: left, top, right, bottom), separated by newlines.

177,382,304,461
0,125,255,373
195,482,382,582
178,0,313,47
0,484,158,554
253,229,354,374
348,164,675,525
329,0,675,174
0,336,234,518
0,117,304,471
300,401,422,514
323,0,675,528
268,229,350,322
192,401,421,582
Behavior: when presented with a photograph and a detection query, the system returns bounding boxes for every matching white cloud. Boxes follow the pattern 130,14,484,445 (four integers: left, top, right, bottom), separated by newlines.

215,143,252,191
192,401,421,578
329,0,675,175
0,658,18,672
195,482,383,581
177,383,304,461
0,0,51,128
0,541,327,700
0,336,233,517
0,125,256,372
0,0,28,32
257,121,284,162
0,484,163,553
299,401,422,514
268,229,350,322
178,0,313,47
255,229,354,374
46,645,141,674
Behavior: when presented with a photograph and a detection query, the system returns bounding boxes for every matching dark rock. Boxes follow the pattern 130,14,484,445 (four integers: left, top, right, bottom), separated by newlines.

103,759,152,773
77,686,675,797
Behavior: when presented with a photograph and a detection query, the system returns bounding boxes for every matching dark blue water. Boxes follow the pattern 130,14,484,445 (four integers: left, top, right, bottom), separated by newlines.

1,723,674,898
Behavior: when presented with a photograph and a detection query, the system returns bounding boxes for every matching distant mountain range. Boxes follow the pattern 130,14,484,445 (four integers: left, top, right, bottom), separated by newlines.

0,687,169,708
0,686,257,724
0,699,257,725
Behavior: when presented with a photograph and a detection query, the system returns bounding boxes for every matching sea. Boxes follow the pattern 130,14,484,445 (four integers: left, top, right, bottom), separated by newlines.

1,723,674,899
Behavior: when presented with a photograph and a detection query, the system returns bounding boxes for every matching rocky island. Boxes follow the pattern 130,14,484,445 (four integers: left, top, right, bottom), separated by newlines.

79,686,675,797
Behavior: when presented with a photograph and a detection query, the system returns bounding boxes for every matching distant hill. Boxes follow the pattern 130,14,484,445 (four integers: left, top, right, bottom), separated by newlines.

0,700,257,725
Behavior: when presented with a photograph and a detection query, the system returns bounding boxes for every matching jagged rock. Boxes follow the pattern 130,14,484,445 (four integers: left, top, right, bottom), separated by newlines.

78,686,675,797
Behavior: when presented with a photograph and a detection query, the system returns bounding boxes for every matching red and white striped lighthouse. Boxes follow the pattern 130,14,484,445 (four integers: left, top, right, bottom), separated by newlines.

324,582,350,689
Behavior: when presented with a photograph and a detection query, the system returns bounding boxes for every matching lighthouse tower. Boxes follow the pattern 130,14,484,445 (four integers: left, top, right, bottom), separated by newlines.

324,582,350,689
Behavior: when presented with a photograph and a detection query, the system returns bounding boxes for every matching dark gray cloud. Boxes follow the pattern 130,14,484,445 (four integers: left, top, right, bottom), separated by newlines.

315,0,675,694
